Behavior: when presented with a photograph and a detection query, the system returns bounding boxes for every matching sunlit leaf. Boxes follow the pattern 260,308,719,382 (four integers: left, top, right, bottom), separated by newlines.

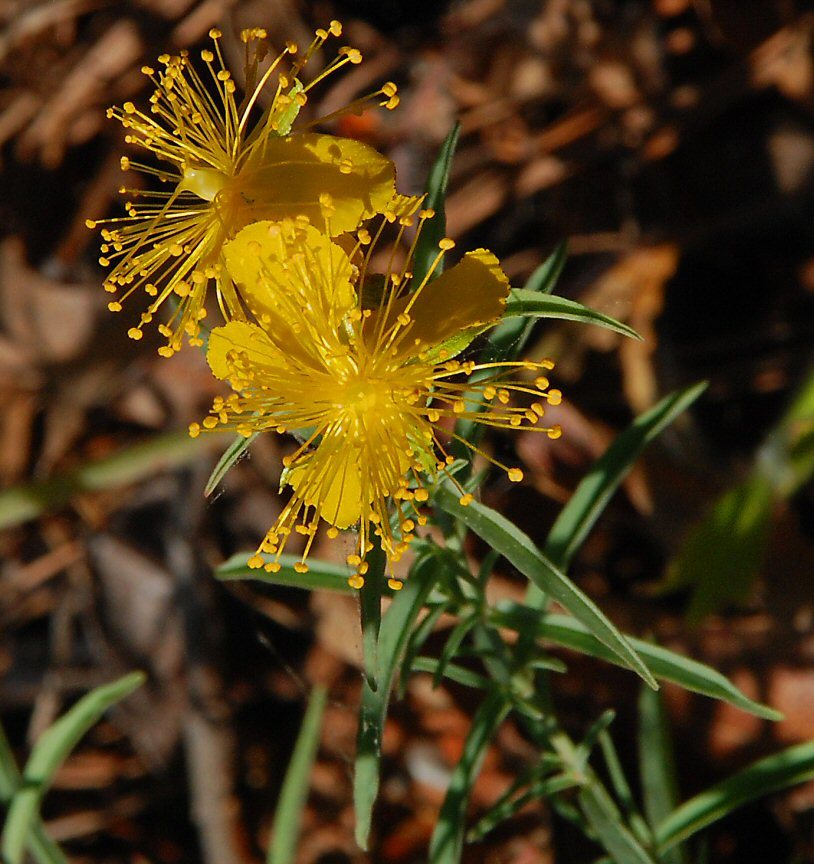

491,605,781,721
435,485,657,689
503,289,641,340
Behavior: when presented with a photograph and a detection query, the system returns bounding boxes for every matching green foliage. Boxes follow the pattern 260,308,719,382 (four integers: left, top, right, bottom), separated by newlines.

656,740,814,854
638,687,688,864
218,552,357,593
354,553,441,849
0,432,225,530
268,685,327,864
412,123,460,286
503,288,641,340
669,368,814,621
434,484,658,689
1,673,144,864
205,431,259,496
213,133,810,864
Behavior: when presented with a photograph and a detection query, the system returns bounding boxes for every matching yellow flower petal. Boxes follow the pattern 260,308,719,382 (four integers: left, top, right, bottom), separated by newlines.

375,249,510,359
287,449,364,529
207,321,281,380
234,133,395,236
222,220,356,328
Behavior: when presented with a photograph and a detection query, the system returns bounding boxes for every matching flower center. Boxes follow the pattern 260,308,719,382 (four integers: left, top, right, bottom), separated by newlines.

342,379,382,416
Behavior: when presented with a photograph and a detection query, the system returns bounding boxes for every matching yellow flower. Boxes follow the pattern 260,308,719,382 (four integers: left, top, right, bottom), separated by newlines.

87,23,399,355
190,213,563,589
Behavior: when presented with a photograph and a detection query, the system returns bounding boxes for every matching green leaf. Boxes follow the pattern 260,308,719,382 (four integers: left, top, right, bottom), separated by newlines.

638,686,688,864
669,473,774,624
545,382,709,573
435,485,658,690
410,657,490,690
400,602,449,696
429,690,510,864
433,615,477,688
504,290,641,340
765,367,814,498
360,540,387,692
481,242,568,364
412,123,460,287
576,711,617,772
2,672,145,864
0,726,68,864
579,782,658,864
597,731,653,849
0,724,19,803
527,241,568,295
491,606,780,721
467,771,576,841
668,370,814,622
216,552,355,593
656,740,814,852
354,554,441,849
0,431,228,530
205,432,259,496
268,685,327,864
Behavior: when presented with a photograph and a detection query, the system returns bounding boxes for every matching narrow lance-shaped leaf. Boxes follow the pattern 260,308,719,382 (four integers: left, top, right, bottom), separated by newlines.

467,771,577,842
578,782,659,864
597,730,653,849
545,382,709,574
668,369,814,622
2,672,145,864
410,657,490,690
0,431,228,530
656,740,814,853
354,554,441,849
526,241,568,295
503,289,641,340
516,382,708,659
483,241,568,363
0,725,68,864
638,685,688,864
205,431,259,496
429,690,510,864
491,606,780,721
216,552,356,594
435,484,657,690
412,123,460,287
268,685,327,864
360,539,387,692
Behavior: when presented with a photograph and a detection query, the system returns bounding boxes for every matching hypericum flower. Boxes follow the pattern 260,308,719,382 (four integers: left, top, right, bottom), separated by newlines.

190,212,563,589
87,23,399,355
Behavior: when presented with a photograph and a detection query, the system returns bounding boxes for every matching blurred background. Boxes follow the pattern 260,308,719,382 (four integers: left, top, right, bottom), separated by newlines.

1,0,814,861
